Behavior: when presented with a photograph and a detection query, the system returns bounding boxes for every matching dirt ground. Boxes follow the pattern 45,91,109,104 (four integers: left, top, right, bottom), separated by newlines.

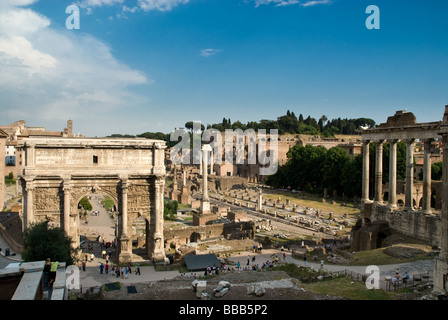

97,270,344,300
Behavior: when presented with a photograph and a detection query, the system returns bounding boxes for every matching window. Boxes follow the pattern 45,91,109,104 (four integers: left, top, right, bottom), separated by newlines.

93,155,98,164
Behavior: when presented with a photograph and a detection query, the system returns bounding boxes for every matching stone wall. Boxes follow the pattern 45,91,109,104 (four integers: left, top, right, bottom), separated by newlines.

164,221,255,249
0,213,24,252
354,202,442,250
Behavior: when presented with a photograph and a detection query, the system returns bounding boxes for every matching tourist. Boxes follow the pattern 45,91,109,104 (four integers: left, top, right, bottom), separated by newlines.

82,260,86,272
403,272,410,284
105,262,109,274
49,261,60,288
125,267,129,279
99,263,104,274
43,258,51,288
135,264,141,275
303,255,307,267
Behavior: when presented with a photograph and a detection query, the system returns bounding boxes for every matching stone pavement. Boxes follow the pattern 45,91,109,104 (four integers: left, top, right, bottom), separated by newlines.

79,261,181,289
226,249,434,279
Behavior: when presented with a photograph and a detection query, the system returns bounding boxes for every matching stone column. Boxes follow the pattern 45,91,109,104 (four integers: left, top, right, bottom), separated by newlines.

404,139,415,211
422,139,433,214
199,150,203,177
121,179,128,236
63,179,71,235
200,145,212,214
256,188,263,211
388,140,398,209
374,140,384,204
210,150,214,175
361,140,370,203
25,180,34,229
151,177,167,263
119,177,131,263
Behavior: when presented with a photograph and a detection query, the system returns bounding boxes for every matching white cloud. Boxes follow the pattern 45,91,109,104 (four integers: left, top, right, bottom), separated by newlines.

0,0,149,135
137,0,190,12
300,0,331,7
77,0,124,8
252,0,331,7
200,48,221,57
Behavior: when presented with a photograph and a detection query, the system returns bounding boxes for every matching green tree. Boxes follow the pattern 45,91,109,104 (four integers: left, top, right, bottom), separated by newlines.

322,146,350,196
79,196,92,211
22,221,76,265
164,200,178,220
341,154,363,198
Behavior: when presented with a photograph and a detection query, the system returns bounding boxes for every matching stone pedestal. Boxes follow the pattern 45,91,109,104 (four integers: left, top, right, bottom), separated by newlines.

193,212,216,226
118,234,132,263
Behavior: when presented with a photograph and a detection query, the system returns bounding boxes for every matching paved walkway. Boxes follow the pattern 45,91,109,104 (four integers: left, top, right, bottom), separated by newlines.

226,249,434,279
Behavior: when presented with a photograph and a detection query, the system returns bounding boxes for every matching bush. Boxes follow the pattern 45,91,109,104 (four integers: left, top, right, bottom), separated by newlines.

22,221,76,265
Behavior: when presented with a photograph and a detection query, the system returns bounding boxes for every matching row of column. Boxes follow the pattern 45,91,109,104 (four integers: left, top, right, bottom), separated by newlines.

361,138,433,213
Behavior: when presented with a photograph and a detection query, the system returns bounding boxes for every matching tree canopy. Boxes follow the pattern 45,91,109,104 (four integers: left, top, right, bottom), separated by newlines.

22,221,76,265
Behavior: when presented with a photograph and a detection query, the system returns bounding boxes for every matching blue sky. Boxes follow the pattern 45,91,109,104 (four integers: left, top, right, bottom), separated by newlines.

0,0,447,137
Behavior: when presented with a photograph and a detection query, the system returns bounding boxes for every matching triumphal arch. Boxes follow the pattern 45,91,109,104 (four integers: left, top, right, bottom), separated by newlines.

18,137,167,264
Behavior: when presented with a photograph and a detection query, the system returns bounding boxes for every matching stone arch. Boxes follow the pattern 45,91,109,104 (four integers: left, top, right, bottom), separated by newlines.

190,232,201,243
19,137,168,265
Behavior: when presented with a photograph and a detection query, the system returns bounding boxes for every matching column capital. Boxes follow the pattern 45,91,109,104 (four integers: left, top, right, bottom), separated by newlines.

374,139,385,145
387,139,399,144
403,138,416,144
62,178,72,192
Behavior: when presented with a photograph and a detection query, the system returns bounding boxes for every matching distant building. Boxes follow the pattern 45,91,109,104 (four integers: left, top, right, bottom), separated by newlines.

0,120,81,178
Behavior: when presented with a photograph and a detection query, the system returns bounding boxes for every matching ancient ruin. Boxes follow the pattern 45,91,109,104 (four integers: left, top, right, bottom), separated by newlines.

353,106,448,295
17,137,168,264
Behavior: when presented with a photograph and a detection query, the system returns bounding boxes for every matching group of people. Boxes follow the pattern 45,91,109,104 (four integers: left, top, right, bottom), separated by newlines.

98,261,141,278
391,268,410,287
43,258,60,289
252,243,263,253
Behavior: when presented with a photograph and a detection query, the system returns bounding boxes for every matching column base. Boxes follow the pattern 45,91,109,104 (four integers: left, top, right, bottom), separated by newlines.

119,234,132,263
118,252,132,264
433,256,448,295
388,204,397,211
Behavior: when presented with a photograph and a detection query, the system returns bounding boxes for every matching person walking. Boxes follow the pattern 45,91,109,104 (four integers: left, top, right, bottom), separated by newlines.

135,264,141,275
82,260,86,272
105,262,109,275
99,263,104,274
303,255,307,267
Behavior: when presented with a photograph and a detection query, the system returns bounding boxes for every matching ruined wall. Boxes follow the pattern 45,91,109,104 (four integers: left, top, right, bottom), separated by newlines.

355,202,442,250
164,221,255,249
